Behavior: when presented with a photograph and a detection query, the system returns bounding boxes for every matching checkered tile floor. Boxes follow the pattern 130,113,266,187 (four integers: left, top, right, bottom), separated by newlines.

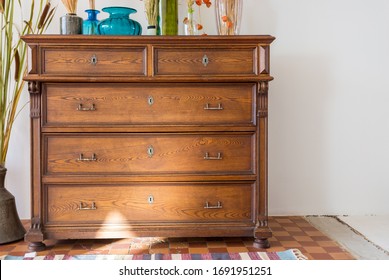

0,216,354,260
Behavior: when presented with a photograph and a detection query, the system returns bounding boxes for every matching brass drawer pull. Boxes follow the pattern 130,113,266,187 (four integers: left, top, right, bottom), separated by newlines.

204,152,222,160
90,54,98,66
78,202,97,211
77,103,96,111
204,201,222,209
204,103,223,110
77,153,97,162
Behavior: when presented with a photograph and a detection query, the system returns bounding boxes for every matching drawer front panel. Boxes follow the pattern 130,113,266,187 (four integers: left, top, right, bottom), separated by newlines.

44,83,255,126
45,183,253,224
44,134,255,175
42,48,146,76
154,47,257,76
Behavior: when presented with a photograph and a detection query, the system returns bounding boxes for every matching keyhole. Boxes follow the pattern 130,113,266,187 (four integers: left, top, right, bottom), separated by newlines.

202,55,209,67
148,96,154,106
147,146,154,158
90,54,98,66
148,195,154,204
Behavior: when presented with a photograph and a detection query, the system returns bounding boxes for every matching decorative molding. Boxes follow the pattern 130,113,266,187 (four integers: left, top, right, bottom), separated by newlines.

28,81,41,118
256,218,268,228
25,216,44,243
30,216,41,230
259,45,270,74
257,81,268,118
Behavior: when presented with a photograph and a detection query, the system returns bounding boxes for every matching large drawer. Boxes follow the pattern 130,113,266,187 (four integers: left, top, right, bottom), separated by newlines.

154,46,258,77
44,183,254,224
43,83,255,126
44,133,255,175
41,47,146,76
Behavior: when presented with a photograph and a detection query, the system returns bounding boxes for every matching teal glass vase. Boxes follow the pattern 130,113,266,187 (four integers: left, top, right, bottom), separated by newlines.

83,9,100,35
98,7,142,35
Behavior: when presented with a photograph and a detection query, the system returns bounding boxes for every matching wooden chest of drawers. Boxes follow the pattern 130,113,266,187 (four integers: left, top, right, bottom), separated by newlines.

22,35,275,251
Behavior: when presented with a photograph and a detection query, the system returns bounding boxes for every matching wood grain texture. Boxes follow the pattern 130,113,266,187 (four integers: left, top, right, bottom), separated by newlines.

154,47,257,76
45,183,253,224
42,48,146,76
44,133,255,175
43,83,255,126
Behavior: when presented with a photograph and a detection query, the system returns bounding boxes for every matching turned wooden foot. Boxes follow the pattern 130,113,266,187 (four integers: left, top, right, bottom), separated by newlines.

28,242,46,252
254,238,270,249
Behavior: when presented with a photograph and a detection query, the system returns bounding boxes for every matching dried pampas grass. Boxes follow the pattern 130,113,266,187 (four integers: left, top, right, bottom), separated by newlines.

61,0,78,14
144,0,159,26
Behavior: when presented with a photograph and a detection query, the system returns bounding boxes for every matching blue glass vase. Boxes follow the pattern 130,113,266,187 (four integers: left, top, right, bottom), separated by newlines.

98,7,142,35
83,9,100,35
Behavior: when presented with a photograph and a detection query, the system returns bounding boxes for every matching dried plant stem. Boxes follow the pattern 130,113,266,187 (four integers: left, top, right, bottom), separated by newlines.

144,0,159,26
1,0,56,165
61,0,78,14
89,0,95,10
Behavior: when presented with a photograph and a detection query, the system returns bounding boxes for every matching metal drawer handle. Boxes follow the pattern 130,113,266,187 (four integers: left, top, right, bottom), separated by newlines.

90,54,98,66
78,202,97,211
204,201,222,209
77,153,97,162
202,54,209,67
77,104,96,111
204,152,222,160
204,103,223,110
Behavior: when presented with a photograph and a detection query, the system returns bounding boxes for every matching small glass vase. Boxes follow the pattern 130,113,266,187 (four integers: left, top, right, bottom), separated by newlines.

98,7,142,36
184,11,198,35
158,0,178,35
215,0,243,35
83,9,100,35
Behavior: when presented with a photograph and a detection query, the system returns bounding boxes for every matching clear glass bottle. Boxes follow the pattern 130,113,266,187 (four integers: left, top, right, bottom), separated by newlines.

215,0,243,35
184,4,198,35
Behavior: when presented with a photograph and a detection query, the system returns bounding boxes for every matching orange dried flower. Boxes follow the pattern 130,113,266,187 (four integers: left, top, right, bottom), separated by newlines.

203,0,212,7
195,0,202,6
226,21,233,28
196,24,203,30
183,17,189,24
221,15,229,22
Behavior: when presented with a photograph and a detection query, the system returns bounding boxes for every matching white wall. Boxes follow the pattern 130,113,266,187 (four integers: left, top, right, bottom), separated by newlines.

6,0,389,219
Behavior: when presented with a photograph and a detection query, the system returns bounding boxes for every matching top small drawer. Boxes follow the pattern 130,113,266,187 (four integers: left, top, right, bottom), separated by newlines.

42,47,146,76
154,46,258,77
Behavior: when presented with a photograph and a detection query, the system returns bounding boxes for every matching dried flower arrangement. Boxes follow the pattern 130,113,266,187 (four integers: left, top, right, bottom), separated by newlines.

61,0,78,14
143,0,159,33
184,0,212,35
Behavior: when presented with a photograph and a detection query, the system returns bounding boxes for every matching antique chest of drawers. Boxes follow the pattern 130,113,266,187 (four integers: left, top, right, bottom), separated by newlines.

22,35,275,251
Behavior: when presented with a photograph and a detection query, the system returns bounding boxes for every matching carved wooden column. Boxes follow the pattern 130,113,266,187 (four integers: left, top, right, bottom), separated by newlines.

26,81,46,251
254,81,272,248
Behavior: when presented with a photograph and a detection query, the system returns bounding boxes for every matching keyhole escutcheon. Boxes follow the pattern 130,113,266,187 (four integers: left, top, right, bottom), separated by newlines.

202,54,209,67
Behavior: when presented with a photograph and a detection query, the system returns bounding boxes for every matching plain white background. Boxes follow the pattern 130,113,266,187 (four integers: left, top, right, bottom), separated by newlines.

5,0,389,219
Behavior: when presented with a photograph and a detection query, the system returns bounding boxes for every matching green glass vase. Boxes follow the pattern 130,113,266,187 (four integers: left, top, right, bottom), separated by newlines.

158,0,178,35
